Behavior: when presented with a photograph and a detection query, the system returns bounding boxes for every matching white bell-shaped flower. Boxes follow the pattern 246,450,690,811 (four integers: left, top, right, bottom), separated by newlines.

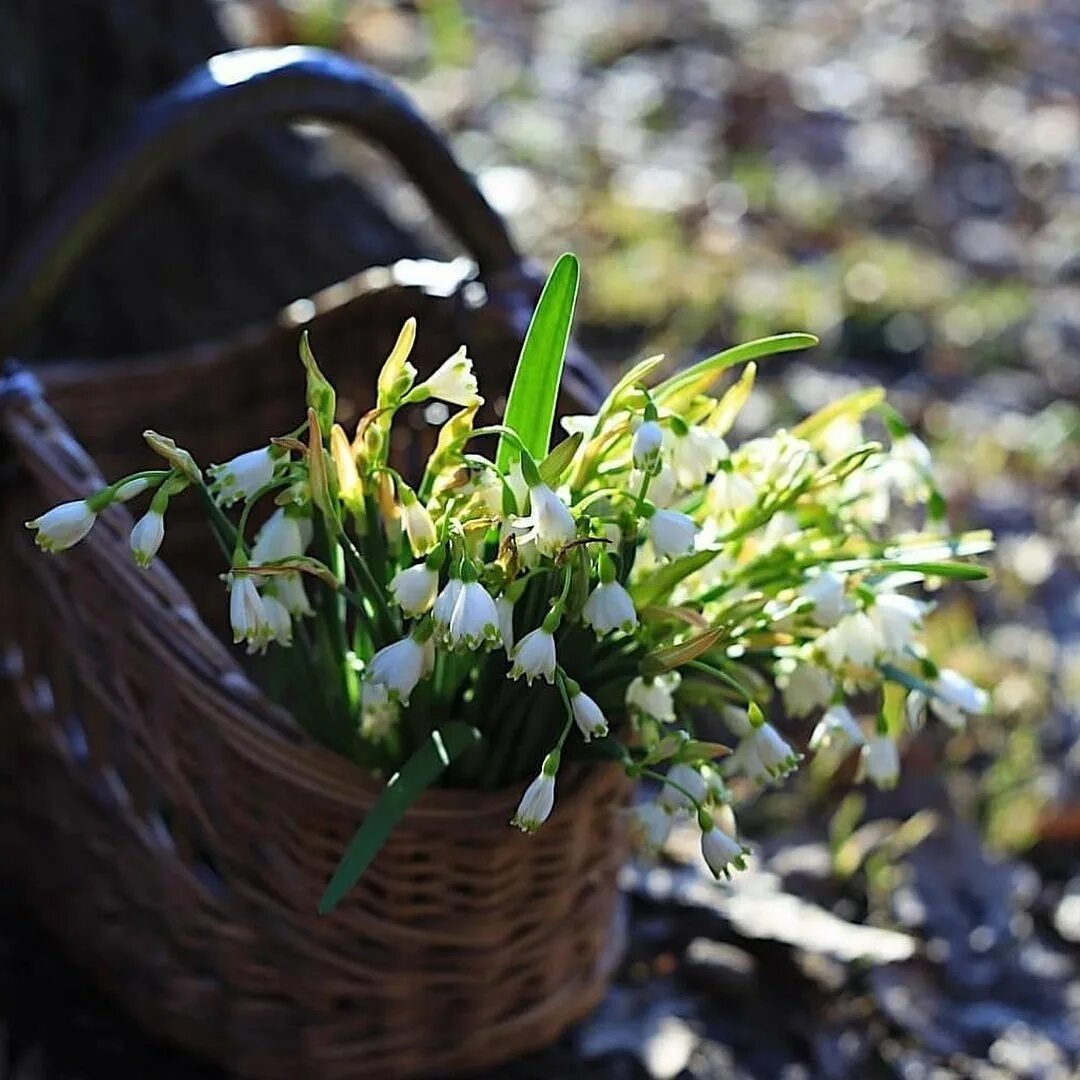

389,563,438,617
251,507,307,564
659,764,708,813
512,757,557,832
701,819,748,879
274,572,313,617
626,673,680,722
25,500,97,553
631,419,664,472
432,577,464,641
367,634,429,704
359,681,399,743
869,592,925,654
257,593,294,651
647,508,698,559
229,574,268,648
747,723,800,779
571,690,609,742
447,580,501,651
401,495,437,557
208,446,280,506
420,346,481,406
129,509,165,569
496,596,515,653
582,580,637,636
518,482,576,556
781,663,834,718
801,571,847,627
820,611,878,668
930,668,989,729
509,627,557,685
809,704,864,753
629,802,674,853
708,469,756,514
670,426,727,489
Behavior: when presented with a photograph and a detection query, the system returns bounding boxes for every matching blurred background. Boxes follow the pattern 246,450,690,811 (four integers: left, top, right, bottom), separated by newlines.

2,0,1079,1076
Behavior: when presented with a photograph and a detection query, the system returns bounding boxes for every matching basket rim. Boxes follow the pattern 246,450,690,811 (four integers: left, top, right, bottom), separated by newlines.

2,390,623,824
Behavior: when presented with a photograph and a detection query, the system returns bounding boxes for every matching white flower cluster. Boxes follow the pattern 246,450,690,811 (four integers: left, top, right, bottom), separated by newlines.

26,314,992,885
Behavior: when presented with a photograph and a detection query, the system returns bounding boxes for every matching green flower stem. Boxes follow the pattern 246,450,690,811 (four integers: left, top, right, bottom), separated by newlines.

337,529,399,647
688,659,755,705
639,767,705,815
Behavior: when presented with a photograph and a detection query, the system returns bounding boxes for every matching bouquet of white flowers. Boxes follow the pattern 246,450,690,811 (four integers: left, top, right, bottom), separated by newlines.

26,255,991,910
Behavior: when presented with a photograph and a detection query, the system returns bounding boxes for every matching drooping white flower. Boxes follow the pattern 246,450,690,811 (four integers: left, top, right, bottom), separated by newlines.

820,611,878,668
447,580,501,651
273,572,313,617
401,497,437,557
670,426,727,489
869,592,925,654
420,346,481,406
809,704,865,753
129,509,165,569
905,689,928,731
886,432,934,502
626,673,680,722
861,735,900,789
747,723,800,779
571,690,609,741
511,765,556,832
25,500,97,553
229,573,268,648
389,563,438,617
367,635,429,703
701,820,748,879
708,469,757,515
432,577,464,640
629,802,673,853
517,483,576,556
560,413,598,438
582,580,637,636
251,507,307,564
510,628,557,685
638,464,678,507
208,447,280,506
781,663,834,718
648,508,698,559
359,681,398,743
114,477,151,502
930,668,989,729
659,764,708,813
632,418,664,472
258,593,293,650
496,595,515,653
801,571,847,627
727,736,769,784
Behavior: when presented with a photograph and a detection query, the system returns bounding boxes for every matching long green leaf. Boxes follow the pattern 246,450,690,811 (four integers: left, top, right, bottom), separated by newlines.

539,432,584,485
629,547,720,607
496,254,580,472
792,387,885,442
655,333,818,410
318,722,481,913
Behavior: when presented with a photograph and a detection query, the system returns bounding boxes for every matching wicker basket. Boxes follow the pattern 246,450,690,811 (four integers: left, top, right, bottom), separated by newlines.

0,48,629,1079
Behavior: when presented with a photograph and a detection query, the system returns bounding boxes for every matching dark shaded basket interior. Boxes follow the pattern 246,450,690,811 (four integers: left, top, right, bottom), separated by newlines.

0,276,630,1079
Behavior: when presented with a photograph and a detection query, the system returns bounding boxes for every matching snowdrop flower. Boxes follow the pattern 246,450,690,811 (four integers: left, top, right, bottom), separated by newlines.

518,482,576,556
647,507,698,559
629,802,673,853
781,663,834,718
636,464,678,508
748,723,800,779
670,425,727,488
728,736,769,784
708,469,756,514
861,735,900,789
626,673,680,722
700,815,748,879
809,704,864,753
496,595,515,653
257,593,293,651
560,413,598,438
820,611,878,668
570,689,608,741
400,492,437,557
659,764,708,813
869,592,925,654
25,500,97,553
389,562,438,617
432,577,464,640
632,418,664,472
208,447,280,506
447,580,500,651
359,681,398,743
251,507,307,564
367,633,429,704
129,509,165,568
930,668,989,729
512,754,558,832
802,571,847,627
419,346,480,406
229,573,268,648
510,627,557,685
582,580,637,636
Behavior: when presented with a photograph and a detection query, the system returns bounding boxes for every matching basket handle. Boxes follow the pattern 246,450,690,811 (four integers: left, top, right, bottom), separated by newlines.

0,46,523,358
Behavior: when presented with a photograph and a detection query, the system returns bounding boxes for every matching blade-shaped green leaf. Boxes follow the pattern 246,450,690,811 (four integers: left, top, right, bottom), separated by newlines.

792,387,885,442
539,432,584,485
640,626,726,676
318,722,481,914
705,362,756,438
828,558,989,581
496,254,580,473
655,333,817,411
596,353,666,419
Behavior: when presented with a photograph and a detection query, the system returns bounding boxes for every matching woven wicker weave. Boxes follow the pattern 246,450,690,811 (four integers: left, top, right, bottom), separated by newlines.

0,48,628,1079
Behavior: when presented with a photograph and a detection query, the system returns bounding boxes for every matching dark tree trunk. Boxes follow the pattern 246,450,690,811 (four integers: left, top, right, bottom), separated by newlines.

0,0,423,359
